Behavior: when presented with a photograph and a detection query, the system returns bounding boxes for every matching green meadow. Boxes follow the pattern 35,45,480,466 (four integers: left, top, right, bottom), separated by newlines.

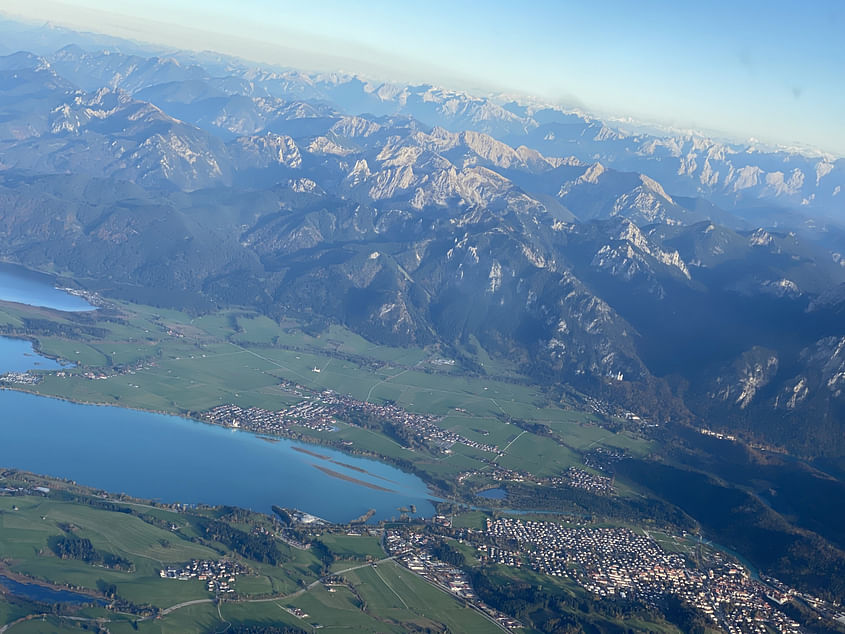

0,490,501,633
7,297,651,485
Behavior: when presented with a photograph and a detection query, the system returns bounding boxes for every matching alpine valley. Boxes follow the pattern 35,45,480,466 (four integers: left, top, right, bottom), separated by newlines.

2,33,844,456
1,17,845,634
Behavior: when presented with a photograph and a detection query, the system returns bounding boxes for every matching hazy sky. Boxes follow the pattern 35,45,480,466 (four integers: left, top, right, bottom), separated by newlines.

3,0,844,155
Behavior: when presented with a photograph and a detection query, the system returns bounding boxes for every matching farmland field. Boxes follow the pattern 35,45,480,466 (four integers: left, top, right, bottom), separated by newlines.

7,297,651,488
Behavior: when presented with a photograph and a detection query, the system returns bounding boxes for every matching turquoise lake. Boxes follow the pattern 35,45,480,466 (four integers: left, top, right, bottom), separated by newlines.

0,336,66,373
0,390,436,522
0,269,437,522
0,265,95,312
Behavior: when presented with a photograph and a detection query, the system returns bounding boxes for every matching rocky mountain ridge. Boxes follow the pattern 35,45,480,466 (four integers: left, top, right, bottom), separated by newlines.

15,42,842,221
0,46,843,456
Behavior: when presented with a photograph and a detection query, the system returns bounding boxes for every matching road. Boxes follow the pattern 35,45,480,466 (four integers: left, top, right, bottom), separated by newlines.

159,598,214,616
365,368,410,402
371,563,410,608
502,430,526,452
494,429,526,462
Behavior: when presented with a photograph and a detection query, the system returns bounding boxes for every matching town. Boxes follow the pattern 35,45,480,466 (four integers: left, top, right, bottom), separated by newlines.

201,401,336,434
549,466,614,495
457,464,614,496
201,385,502,455
480,517,801,634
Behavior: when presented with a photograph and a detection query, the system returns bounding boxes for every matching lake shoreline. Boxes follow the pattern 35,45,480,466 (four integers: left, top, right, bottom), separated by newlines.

0,266,448,518
0,264,96,313
2,383,450,503
0,567,106,605
0,388,439,522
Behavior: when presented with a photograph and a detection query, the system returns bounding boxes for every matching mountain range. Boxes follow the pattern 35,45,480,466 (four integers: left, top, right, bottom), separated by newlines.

0,38,844,458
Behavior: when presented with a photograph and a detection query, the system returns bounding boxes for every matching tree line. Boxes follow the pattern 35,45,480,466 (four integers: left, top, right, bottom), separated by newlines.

49,535,133,571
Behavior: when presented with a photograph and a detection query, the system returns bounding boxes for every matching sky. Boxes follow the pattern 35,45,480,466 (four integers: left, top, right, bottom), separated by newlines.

2,0,844,155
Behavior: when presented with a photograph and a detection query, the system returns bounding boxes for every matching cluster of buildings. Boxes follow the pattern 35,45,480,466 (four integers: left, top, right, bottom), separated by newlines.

699,428,738,442
159,559,246,594
283,606,309,619
475,542,520,568
449,466,527,488
321,391,501,454
202,402,336,434
0,371,41,384
582,446,625,473
81,370,109,380
487,466,529,482
456,466,527,488
204,387,502,455
384,530,522,631
0,483,51,496
762,574,845,625
63,357,159,381
547,467,614,494
581,395,657,431
460,464,615,498
482,518,801,634
58,287,100,307
582,395,615,418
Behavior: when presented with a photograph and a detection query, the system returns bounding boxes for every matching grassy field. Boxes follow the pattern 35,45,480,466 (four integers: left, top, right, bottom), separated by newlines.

0,492,330,615
332,560,501,633
0,496,225,609
0,480,508,633
216,564,504,634
8,296,652,487
319,534,384,560
495,431,584,475
451,510,493,530
133,603,221,633
289,582,401,631
0,597,32,632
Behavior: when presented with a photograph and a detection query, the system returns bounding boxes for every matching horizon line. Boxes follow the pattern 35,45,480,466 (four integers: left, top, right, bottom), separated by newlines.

0,9,842,161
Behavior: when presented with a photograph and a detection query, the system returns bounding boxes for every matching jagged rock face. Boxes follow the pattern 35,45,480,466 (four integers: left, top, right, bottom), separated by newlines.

779,337,845,404
808,283,845,316
0,80,233,190
228,133,302,170
518,125,845,220
556,165,697,226
709,347,780,409
811,337,845,398
12,47,844,220
419,215,647,381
